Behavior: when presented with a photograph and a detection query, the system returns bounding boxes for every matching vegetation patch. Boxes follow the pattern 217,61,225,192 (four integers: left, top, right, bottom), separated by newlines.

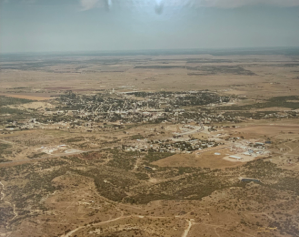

107,149,138,170
27,152,47,159
144,151,173,163
134,172,149,180
134,65,185,69
63,137,85,143
270,177,299,195
130,134,144,140
125,171,246,204
187,65,255,76
73,167,139,202
221,96,299,110
0,107,25,115
0,96,34,106
0,143,12,162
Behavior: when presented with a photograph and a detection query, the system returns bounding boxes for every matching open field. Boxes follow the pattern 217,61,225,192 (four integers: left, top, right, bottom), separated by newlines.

225,124,299,138
152,148,245,169
1,52,299,100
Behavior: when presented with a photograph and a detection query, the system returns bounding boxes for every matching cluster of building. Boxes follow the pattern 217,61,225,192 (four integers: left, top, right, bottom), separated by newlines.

2,90,299,136
263,111,299,119
53,90,231,125
226,140,271,161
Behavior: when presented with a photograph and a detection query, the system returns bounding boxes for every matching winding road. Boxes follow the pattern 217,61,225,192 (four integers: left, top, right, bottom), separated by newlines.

61,212,197,237
174,122,205,136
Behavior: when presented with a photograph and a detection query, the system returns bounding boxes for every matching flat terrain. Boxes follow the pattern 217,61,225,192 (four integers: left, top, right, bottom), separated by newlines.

226,124,299,137
152,148,244,169
1,52,299,100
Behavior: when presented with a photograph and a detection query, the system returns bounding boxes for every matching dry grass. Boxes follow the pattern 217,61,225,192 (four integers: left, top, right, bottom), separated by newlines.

226,125,299,138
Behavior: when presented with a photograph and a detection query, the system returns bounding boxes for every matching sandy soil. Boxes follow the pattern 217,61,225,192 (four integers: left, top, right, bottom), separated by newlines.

226,124,299,137
7,101,56,110
152,148,244,169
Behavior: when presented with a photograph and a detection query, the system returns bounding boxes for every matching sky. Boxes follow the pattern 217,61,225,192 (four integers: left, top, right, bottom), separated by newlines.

0,0,299,53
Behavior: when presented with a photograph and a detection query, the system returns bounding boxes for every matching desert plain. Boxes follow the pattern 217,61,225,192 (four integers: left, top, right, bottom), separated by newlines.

0,49,299,237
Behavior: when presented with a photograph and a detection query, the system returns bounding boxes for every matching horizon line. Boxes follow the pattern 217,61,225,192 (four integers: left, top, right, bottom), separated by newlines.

1,46,299,56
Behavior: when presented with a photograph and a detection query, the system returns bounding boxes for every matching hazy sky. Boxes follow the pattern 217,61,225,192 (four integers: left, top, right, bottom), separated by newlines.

1,0,299,53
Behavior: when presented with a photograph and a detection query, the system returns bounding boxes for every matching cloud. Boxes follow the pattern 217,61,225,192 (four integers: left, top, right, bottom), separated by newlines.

80,0,100,11
198,0,299,8
6,0,299,10
79,0,114,11
126,0,299,9
152,0,299,8
1,0,38,3
3,0,299,9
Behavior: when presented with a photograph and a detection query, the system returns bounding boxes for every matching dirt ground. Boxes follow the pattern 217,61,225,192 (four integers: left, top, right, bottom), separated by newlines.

1,54,299,100
225,124,299,138
152,148,245,169
7,101,56,110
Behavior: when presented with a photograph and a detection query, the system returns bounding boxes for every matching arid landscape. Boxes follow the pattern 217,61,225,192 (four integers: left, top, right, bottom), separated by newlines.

1,49,299,237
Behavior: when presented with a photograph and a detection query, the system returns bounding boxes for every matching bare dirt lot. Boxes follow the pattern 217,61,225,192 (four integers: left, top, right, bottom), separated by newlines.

152,148,245,169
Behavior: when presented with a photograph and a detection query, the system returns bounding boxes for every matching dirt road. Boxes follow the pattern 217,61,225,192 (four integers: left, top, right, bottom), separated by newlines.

0,181,5,201
182,219,193,237
175,122,204,136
